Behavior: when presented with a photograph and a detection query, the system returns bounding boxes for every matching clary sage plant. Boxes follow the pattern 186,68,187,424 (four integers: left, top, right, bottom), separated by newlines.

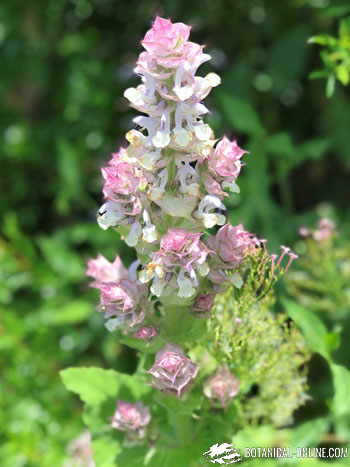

61,17,309,466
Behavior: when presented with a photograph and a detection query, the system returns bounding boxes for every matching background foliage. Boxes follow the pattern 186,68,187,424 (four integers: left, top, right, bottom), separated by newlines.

0,0,349,465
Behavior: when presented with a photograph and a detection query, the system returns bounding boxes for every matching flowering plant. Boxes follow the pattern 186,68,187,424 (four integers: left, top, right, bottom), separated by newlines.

61,17,309,466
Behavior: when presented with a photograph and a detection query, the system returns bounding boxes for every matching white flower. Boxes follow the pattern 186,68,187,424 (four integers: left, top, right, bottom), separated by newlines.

97,201,124,230
138,149,161,170
194,123,213,141
150,276,166,297
177,270,196,298
149,168,168,201
177,162,200,197
195,195,226,228
125,222,142,247
142,210,158,243
173,127,192,147
152,108,171,148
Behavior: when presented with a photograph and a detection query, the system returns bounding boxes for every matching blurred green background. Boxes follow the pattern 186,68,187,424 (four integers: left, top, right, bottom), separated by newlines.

1,0,349,465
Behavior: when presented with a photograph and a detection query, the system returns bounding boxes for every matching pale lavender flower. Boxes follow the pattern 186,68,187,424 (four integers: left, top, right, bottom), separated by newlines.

112,401,151,439
148,344,198,396
204,366,240,407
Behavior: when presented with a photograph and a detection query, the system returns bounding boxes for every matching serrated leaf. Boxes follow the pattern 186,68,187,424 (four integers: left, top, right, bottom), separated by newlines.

60,367,150,406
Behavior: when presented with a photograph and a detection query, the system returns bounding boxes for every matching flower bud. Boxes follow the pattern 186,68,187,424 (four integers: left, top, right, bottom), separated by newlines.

148,344,198,397
111,401,151,439
134,326,158,340
204,366,240,407
192,293,216,316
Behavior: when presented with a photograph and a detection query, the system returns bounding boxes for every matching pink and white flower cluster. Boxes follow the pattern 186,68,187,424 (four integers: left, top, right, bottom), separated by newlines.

97,16,248,243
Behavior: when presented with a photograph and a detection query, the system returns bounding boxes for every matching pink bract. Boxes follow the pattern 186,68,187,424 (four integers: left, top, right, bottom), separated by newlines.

141,17,191,57
213,223,257,264
160,228,201,252
86,254,128,285
209,136,246,180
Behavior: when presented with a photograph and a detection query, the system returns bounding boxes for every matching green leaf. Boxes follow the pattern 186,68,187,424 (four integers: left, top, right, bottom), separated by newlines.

326,75,336,98
339,18,350,39
56,138,84,214
266,133,295,165
282,299,331,359
218,93,265,136
320,5,350,19
269,26,310,89
38,235,84,281
290,418,329,448
309,69,329,80
298,138,330,160
308,35,337,46
330,363,350,438
234,425,288,448
330,364,350,418
336,65,349,85
116,445,148,467
50,300,93,324
60,367,150,406
92,435,121,467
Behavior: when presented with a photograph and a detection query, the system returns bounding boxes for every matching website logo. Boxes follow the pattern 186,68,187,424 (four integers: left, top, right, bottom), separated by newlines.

203,443,241,464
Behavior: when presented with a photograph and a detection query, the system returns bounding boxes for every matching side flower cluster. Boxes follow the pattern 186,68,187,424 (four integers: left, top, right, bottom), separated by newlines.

86,254,152,333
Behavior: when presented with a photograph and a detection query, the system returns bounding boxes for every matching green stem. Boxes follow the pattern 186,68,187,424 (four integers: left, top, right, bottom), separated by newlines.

168,406,193,446
157,393,194,447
